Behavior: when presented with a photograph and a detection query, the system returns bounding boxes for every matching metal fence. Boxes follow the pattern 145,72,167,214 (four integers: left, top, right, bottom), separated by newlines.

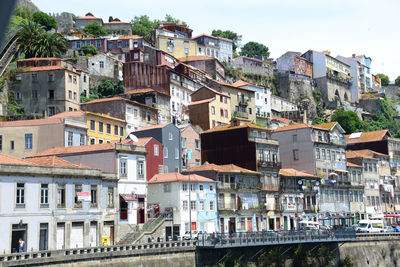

197,229,357,248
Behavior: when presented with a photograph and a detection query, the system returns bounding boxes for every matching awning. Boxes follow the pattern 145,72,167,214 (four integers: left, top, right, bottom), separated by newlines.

120,194,137,202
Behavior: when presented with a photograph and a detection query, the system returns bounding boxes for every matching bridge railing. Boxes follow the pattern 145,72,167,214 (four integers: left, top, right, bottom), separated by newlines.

197,229,357,248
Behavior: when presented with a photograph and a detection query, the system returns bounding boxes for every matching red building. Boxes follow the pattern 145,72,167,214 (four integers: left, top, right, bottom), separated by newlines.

134,137,163,181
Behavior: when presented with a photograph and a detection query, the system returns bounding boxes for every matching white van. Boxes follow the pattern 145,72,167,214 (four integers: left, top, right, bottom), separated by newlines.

298,221,320,230
356,220,384,233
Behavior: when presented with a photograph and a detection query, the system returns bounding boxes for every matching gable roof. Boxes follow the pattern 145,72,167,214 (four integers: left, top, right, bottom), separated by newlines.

0,154,32,165
25,156,90,168
187,163,261,174
148,172,214,183
271,116,294,125
346,149,388,159
272,123,310,133
279,168,318,178
203,121,271,134
189,98,214,106
346,162,362,168
134,123,171,132
345,130,391,144
231,80,250,88
121,137,154,146
82,96,157,111
0,117,64,127
50,110,86,118
178,56,215,62
28,143,117,157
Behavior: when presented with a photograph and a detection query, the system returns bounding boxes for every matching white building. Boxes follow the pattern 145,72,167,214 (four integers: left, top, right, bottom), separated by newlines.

217,37,233,63
147,173,218,237
0,154,117,253
270,95,298,115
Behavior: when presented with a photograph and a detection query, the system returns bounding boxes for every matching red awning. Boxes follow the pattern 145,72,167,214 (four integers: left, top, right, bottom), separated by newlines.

120,194,137,202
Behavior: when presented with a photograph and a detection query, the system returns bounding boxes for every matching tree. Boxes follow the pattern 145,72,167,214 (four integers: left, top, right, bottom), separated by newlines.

331,110,362,134
377,73,390,87
79,45,98,56
316,246,335,266
312,117,329,125
395,76,400,87
164,14,186,25
93,79,124,98
131,15,158,40
212,29,242,52
108,16,114,22
240,41,270,59
14,7,32,19
293,245,312,267
83,22,107,37
32,11,57,31
258,247,285,267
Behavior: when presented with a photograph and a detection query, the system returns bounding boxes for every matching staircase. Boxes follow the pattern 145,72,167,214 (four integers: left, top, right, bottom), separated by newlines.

118,213,171,245
0,34,19,77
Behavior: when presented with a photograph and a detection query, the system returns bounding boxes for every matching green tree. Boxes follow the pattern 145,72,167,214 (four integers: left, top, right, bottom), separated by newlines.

240,41,270,59
331,110,362,134
312,117,329,125
35,32,68,57
83,22,107,37
293,245,312,267
316,246,335,266
164,14,186,25
108,16,114,22
342,255,354,267
79,45,98,56
131,15,158,40
32,11,57,31
377,73,390,86
258,247,284,267
212,29,242,52
93,79,124,98
395,76,400,87
14,7,32,19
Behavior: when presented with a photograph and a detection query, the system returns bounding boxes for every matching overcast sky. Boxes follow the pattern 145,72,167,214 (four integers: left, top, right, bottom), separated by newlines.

33,0,400,81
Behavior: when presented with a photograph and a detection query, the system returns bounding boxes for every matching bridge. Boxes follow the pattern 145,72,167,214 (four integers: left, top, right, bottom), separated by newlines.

0,233,399,266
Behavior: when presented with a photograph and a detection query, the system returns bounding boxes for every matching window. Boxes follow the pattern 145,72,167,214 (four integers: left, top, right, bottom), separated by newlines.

190,200,196,210
163,184,171,192
293,149,299,161
220,108,224,117
48,107,55,116
164,147,168,158
169,132,173,140
100,61,104,68
117,41,122,48
211,106,215,115
96,40,101,48
32,73,38,81
124,40,129,47
195,140,200,150
154,144,159,156
195,159,201,165
137,161,144,179
327,150,331,160
120,158,127,177
199,184,204,191
90,120,95,131
73,92,77,100
76,41,81,48
106,124,111,134
80,134,85,146
0,135,2,150
67,131,73,146
83,75,87,83
25,134,33,149
199,200,205,211
182,138,187,148
184,47,189,55
48,90,54,99
224,109,228,118
68,90,72,99
107,187,114,208
175,148,179,159
182,200,188,210
182,183,188,191
210,200,215,211
68,75,72,83
321,149,326,160
74,184,82,208
10,140,14,150
190,183,195,191
98,122,103,133
293,135,297,143
73,76,77,84
32,90,38,99
114,125,118,136
90,185,97,207
57,184,65,208
16,183,25,208
120,127,124,137
209,184,214,192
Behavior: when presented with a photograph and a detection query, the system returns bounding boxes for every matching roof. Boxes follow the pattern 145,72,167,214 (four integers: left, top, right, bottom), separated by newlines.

0,117,64,127
76,13,102,20
50,110,85,118
25,156,90,168
346,149,388,160
124,88,155,94
198,86,230,98
148,172,214,184
279,168,318,178
121,137,153,146
105,21,130,25
178,56,215,62
345,130,391,144
235,56,264,63
204,122,271,134
186,163,261,175
271,116,293,125
313,122,337,130
82,96,157,111
19,57,61,61
18,66,69,73
0,154,32,165
272,123,310,133
231,80,250,88
346,162,362,168
134,123,170,132
189,98,214,106
28,143,117,157
192,33,218,40
211,79,255,92
116,35,143,39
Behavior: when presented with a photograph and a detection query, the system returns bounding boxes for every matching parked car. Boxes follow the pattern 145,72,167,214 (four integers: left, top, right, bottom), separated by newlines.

356,220,384,233
182,230,207,240
383,226,394,232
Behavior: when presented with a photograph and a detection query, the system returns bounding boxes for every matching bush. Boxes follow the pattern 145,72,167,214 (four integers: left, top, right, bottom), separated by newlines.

79,45,98,56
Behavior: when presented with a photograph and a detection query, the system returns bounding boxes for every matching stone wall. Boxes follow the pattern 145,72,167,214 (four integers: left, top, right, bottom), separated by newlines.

358,98,382,114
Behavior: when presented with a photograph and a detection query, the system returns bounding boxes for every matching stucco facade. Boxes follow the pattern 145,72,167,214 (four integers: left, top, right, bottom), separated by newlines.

180,124,202,170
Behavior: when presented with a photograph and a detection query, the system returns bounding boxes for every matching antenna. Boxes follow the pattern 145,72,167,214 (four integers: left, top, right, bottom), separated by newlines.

128,133,139,142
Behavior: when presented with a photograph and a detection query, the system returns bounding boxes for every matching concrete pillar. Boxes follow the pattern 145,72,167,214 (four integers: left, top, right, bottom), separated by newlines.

83,221,89,247
65,222,71,249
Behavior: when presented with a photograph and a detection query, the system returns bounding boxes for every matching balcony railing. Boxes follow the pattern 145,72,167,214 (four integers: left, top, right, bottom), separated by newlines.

235,111,248,119
238,99,248,106
217,183,236,190
258,160,281,169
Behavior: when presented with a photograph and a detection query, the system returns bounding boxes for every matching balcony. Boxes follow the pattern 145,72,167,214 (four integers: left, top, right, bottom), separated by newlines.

238,98,248,106
251,137,279,146
235,111,248,119
258,160,281,169
217,183,236,190
303,204,317,212
263,185,279,191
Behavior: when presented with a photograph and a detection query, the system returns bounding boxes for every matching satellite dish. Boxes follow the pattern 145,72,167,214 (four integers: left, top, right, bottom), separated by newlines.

129,133,139,142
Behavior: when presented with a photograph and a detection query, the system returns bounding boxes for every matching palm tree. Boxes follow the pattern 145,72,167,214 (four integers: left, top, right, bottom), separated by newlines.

16,20,68,58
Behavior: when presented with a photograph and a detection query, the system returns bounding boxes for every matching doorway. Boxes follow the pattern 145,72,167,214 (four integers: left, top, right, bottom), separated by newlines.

39,223,48,251
138,197,145,224
11,224,27,253
220,218,225,234
229,218,236,233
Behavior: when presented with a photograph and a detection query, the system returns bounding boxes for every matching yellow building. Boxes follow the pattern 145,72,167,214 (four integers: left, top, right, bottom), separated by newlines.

86,112,126,144
156,35,205,59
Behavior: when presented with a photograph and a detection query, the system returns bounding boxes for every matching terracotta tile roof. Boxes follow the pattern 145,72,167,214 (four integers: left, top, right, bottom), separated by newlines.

189,98,214,106
134,123,170,132
0,118,64,127
271,116,293,125
280,168,318,178
50,110,85,118
347,162,362,168
0,154,32,165
148,172,214,183
235,56,263,63
187,163,261,174
231,80,250,87
178,56,215,62
121,137,153,146
19,57,61,61
211,79,254,92
105,21,130,25
82,97,157,110
345,130,391,144
204,122,271,134
28,143,117,157
25,156,90,168
200,86,230,98
192,33,218,40
117,35,143,39
18,66,67,72
76,14,102,20
346,149,388,159
124,88,155,94
313,122,337,130
272,123,310,133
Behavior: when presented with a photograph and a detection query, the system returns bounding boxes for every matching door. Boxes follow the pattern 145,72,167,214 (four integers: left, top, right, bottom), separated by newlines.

104,221,114,245
220,218,225,234
70,222,84,248
173,226,180,240
39,223,48,251
247,218,252,232
89,222,97,247
229,218,236,233
110,226,114,245
191,222,196,231
11,224,27,253
56,223,65,249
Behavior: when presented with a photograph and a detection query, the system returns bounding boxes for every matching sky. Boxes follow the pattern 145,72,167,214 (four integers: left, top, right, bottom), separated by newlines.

33,0,400,81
